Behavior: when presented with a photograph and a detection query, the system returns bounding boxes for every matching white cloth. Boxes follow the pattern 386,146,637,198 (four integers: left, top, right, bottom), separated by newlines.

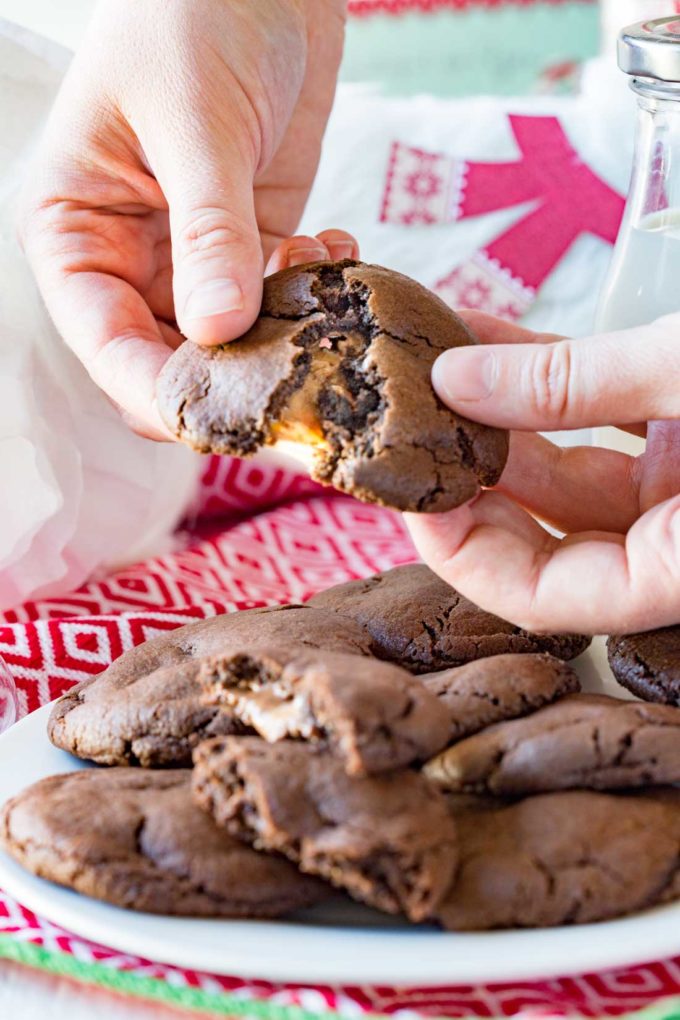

0,19,201,611
301,65,635,339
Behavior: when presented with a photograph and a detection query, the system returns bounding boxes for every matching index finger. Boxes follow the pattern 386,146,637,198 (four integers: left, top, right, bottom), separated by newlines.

432,320,680,432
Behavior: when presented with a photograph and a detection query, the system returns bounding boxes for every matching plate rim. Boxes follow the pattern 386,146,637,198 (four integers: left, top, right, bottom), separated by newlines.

1,651,680,986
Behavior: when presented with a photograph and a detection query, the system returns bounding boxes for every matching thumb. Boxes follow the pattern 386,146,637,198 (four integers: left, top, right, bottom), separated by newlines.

432,313,680,431
162,139,264,346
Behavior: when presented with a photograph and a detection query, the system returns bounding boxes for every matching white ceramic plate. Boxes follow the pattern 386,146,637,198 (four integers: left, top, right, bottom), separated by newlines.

1,638,679,986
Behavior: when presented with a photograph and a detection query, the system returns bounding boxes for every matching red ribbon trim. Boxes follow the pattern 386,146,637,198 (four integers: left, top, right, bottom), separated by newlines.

348,0,596,16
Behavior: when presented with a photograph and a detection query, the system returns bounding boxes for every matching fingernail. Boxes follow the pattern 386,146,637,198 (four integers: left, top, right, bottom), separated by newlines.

432,348,496,403
326,242,355,261
287,246,327,268
182,279,244,320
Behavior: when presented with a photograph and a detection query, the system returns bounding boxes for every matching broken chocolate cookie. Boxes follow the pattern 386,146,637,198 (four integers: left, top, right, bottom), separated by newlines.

199,646,450,775
192,736,457,922
157,260,509,512
48,605,374,767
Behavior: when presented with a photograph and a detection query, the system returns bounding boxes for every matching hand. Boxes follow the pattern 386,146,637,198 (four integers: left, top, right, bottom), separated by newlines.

407,311,680,635
19,0,348,438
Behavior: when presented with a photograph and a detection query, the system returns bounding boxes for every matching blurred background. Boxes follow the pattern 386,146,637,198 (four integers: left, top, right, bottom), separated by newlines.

343,0,599,96
1,1,678,95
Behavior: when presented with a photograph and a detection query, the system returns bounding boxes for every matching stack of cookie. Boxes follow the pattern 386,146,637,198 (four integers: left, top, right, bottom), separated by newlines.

4,563,680,930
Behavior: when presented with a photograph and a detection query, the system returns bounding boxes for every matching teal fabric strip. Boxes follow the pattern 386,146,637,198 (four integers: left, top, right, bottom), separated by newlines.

341,3,599,95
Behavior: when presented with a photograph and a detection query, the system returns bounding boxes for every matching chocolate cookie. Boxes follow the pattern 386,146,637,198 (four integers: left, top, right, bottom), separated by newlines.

157,260,509,513
608,628,680,705
425,693,680,795
437,790,680,929
192,737,457,921
308,564,590,673
1,769,325,916
199,647,450,775
48,605,374,767
420,652,580,741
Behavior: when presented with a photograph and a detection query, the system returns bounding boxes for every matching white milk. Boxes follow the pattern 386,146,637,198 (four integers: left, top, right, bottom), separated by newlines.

595,210,680,331
593,211,680,453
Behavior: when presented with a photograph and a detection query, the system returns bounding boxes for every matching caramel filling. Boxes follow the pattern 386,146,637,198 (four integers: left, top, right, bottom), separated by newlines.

270,332,366,453
237,688,319,742
270,343,342,448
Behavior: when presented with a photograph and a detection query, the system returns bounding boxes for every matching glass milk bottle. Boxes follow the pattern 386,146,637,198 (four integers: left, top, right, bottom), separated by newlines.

601,3,680,58
595,17,680,452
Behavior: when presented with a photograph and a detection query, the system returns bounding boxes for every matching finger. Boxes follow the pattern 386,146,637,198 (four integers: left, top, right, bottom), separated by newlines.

456,310,564,346
457,314,645,439
265,230,360,276
432,314,680,430
147,124,264,347
157,319,185,351
265,235,330,276
640,419,680,513
407,491,680,635
456,489,556,548
314,229,359,261
25,248,174,440
498,433,641,535
142,238,175,321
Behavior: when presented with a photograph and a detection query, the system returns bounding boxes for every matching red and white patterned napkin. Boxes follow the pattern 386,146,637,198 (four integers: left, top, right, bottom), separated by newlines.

2,455,680,1019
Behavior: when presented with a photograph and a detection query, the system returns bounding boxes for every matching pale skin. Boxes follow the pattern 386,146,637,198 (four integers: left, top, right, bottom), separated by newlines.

19,0,352,438
407,312,680,636
21,0,679,636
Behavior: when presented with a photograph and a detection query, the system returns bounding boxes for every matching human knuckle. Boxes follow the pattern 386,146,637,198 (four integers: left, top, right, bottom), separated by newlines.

526,343,572,421
177,208,248,258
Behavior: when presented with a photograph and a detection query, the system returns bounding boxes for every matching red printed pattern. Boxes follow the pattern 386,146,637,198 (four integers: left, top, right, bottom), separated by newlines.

3,878,680,1016
348,0,596,16
380,119,625,320
2,454,680,1016
0,457,414,722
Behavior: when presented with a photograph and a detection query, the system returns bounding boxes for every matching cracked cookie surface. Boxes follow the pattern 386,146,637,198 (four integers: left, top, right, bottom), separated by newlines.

1,769,325,916
48,606,374,767
424,693,680,795
157,260,509,512
199,646,450,775
420,652,580,742
308,564,591,672
608,628,680,705
192,736,457,922
437,790,680,929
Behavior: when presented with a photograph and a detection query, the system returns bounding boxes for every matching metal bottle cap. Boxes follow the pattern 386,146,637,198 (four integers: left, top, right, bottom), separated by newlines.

619,17,680,82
